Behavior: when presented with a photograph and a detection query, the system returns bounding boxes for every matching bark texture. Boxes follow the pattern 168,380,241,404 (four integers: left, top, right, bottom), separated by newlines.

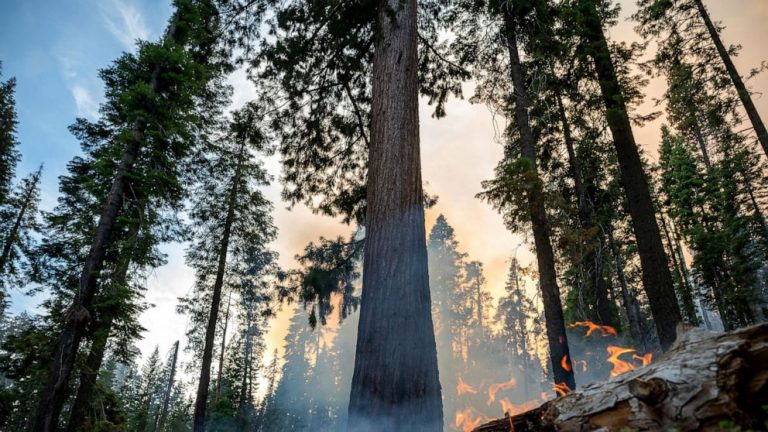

693,0,768,158
346,0,443,428
503,15,575,390
578,0,682,350
474,323,768,431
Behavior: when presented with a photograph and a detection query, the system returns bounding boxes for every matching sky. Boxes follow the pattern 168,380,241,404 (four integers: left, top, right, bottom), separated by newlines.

1,0,767,385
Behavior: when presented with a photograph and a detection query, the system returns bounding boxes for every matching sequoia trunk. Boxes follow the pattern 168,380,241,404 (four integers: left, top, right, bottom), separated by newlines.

346,0,443,428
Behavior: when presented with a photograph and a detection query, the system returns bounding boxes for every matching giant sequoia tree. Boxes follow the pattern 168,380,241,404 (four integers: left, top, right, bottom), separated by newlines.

258,0,469,427
347,0,443,427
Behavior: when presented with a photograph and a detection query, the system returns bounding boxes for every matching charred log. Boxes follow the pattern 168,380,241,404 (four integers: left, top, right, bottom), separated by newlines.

475,323,768,431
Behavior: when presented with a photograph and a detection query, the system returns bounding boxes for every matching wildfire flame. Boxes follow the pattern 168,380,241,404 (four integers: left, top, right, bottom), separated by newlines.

487,377,516,405
457,376,478,396
561,355,572,372
454,407,487,432
553,381,572,397
568,321,618,337
607,345,653,377
633,352,653,366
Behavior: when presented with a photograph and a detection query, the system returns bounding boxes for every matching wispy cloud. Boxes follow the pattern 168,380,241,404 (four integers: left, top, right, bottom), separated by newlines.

71,85,99,119
100,0,150,50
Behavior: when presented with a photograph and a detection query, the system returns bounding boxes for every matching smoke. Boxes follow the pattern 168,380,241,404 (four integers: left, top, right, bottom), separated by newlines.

257,216,660,431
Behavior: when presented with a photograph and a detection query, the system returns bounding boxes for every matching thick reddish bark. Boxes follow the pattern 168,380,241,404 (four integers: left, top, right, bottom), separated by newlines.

346,0,443,428
578,0,682,350
503,14,575,390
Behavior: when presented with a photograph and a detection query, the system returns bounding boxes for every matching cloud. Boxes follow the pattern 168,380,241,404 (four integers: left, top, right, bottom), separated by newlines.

100,0,150,50
71,85,99,119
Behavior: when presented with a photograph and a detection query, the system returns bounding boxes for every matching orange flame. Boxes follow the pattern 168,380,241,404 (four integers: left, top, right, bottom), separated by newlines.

561,355,572,372
487,377,516,405
569,321,618,337
607,345,637,377
457,376,477,396
454,407,487,432
553,382,572,397
573,359,588,373
633,352,653,366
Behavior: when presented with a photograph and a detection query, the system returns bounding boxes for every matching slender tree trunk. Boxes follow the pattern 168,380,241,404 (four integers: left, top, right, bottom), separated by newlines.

553,81,616,327
503,13,575,390
693,0,768,158
192,152,243,432
156,340,179,431
238,304,253,417
0,167,39,275
215,293,232,402
578,0,682,350
475,273,483,329
659,214,698,323
347,0,442,427
66,223,141,432
607,227,646,351
512,263,530,395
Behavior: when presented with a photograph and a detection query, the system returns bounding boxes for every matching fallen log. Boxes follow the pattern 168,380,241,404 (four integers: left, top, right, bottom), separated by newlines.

475,323,768,432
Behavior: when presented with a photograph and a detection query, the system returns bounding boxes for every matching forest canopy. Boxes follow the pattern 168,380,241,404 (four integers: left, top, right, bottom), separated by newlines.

0,0,766,431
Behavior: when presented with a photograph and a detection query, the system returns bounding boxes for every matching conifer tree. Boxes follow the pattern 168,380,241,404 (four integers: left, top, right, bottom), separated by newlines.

183,104,277,431
29,1,234,428
465,0,575,390
0,166,42,309
636,0,768,158
0,64,20,206
568,0,683,349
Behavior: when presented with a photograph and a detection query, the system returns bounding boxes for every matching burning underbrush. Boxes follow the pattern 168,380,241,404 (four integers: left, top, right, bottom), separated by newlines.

451,321,655,432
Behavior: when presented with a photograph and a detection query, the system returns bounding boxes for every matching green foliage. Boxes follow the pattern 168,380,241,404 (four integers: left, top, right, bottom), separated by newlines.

0,63,20,206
